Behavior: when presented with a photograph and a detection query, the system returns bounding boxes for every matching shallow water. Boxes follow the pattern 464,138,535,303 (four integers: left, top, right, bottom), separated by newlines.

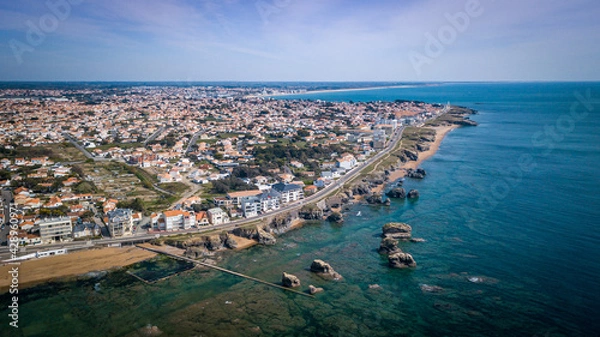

2,83,599,336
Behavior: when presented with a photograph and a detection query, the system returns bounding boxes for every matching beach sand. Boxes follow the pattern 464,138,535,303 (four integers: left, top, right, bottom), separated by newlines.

0,247,156,293
231,235,259,251
371,124,459,193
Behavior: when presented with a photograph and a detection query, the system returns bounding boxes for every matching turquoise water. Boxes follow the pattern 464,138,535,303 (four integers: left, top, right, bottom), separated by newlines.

2,83,599,336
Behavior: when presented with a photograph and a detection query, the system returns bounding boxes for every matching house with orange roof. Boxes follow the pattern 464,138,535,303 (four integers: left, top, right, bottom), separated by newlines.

103,199,118,213
44,196,63,208
62,177,80,186
22,198,42,209
196,211,209,226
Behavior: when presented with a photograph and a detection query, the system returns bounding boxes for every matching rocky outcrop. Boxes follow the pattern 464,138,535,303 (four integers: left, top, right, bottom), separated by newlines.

407,168,426,179
416,143,431,152
352,183,371,196
270,215,292,232
452,118,478,126
386,187,406,199
403,149,419,161
299,204,324,220
326,211,344,224
257,227,277,245
184,246,205,259
224,234,238,249
232,227,257,240
382,222,412,240
388,252,417,268
310,259,342,280
205,235,224,251
365,193,385,205
378,236,402,255
407,189,420,199
282,272,301,288
308,285,324,295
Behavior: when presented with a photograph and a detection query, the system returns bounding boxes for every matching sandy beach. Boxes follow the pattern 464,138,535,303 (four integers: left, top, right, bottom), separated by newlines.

372,124,459,193
0,247,155,293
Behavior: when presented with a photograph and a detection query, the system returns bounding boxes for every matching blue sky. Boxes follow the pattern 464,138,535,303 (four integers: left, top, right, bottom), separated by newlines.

0,0,599,81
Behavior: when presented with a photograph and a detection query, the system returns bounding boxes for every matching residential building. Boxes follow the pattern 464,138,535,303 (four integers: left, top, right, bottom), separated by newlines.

271,182,304,204
337,153,357,170
73,222,101,239
207,207,229,225
196,211,209,226
160,210,195,231
227,190,262,206
106,208,134,237
38,217,73,243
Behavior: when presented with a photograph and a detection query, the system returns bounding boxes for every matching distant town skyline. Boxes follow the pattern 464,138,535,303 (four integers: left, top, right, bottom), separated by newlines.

0,0,599,82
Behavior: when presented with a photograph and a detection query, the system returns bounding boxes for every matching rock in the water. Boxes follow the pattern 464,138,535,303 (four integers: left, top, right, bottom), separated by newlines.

407,189,420,199
386,187,406,199
308,285,324,295
388,252,417,268
382,222,412,240
326,211,344,224
420,284,444,293
257,227,276,245
282,272,301,288
410,238,426,243
310,259,343,279
407,168,426,179
378,236,402,254
365,193,385,205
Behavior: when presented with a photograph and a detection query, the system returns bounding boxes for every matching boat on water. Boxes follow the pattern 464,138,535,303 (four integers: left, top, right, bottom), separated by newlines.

356,211,362,216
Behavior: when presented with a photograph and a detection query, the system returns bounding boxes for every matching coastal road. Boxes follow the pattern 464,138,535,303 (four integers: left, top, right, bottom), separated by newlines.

0,125,407,259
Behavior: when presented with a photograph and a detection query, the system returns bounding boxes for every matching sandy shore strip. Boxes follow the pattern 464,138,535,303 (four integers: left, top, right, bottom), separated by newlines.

0,247,155,293
372,124,459,193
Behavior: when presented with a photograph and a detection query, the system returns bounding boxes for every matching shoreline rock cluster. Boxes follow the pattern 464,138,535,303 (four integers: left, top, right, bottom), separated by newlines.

280,259,342,295
379,222,417,269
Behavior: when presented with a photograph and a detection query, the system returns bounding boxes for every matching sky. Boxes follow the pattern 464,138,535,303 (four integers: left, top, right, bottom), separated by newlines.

0,0,599,82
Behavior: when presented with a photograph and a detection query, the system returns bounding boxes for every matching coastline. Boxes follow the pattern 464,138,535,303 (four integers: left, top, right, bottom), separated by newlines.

4,110,473,293
249,84,428,98
0,247,155,293
371,124,458,194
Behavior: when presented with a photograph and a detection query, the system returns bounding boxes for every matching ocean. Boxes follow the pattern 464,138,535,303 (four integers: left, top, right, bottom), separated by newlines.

2,82,599,337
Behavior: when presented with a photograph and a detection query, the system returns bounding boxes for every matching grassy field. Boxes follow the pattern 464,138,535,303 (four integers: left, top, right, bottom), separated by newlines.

8,143,88,162
159,182,190,195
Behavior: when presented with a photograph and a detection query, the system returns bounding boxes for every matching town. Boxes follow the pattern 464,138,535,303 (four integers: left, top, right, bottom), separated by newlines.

0,84,446,248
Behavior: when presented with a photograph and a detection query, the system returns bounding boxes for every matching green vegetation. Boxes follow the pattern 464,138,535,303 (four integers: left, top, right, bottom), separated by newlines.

159,182,189,195
211,177,256,194
73,181,99,194
117,198,146,213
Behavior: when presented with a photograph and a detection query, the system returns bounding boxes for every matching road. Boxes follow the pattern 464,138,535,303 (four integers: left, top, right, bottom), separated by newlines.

144,126,168,146
186,130,204,154
0,124,408,259
62,132,109,162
